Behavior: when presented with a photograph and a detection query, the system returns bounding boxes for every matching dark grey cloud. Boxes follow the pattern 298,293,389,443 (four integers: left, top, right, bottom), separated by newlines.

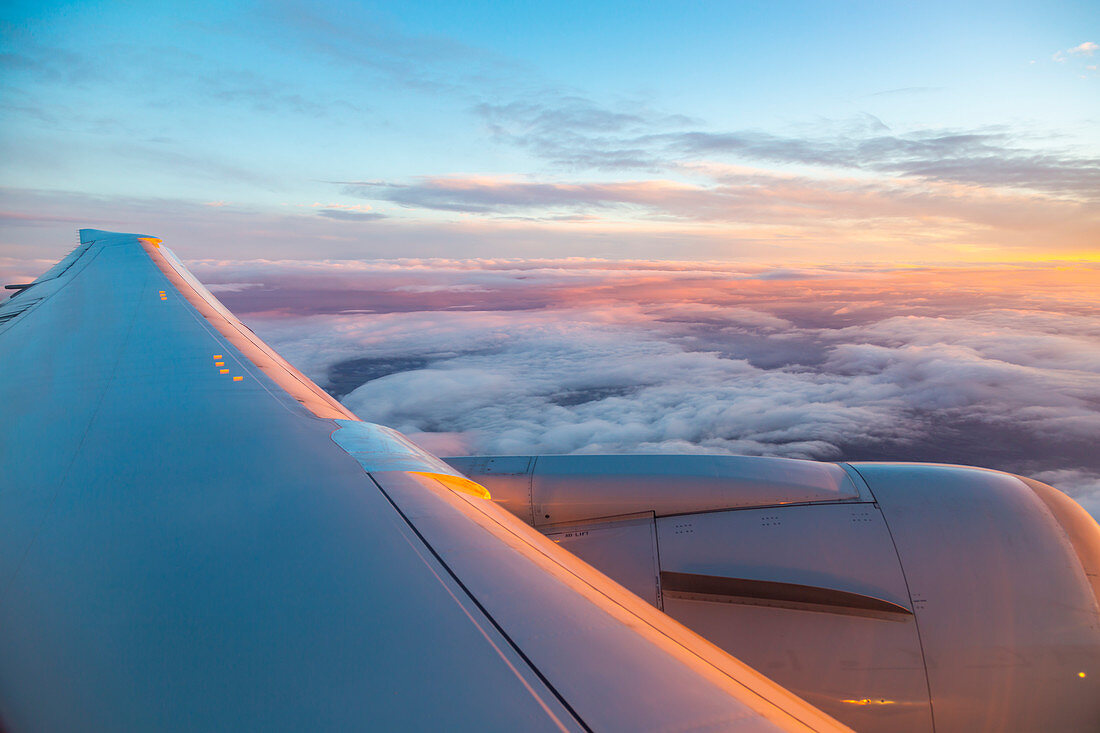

669,129,1100,196
474,97,1100,198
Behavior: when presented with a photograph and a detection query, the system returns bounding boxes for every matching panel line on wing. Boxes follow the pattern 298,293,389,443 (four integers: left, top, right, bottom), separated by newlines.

392,523,575,733
843,463,938,731
414,474,846,731
365,472,593,733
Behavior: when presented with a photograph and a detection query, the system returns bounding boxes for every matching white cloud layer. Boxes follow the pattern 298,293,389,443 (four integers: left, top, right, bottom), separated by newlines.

203,258,1100,518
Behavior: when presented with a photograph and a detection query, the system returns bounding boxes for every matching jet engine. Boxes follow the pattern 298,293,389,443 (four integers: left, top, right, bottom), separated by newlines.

445,455,1100,733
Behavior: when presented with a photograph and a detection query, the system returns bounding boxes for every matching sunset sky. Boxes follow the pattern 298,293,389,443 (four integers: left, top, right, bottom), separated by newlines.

2,3,1099,513
1,0,1097,263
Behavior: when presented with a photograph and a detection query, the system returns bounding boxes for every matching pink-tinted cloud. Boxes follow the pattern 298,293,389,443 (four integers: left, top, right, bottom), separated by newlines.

9,249,1098,514
339,168,1100,258
156,257,1100,518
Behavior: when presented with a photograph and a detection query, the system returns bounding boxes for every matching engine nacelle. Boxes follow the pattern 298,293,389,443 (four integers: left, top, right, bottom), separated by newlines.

446,455,1100,733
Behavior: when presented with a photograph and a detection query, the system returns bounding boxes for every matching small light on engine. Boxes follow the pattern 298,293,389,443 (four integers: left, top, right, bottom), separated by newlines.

1079,672,1087,678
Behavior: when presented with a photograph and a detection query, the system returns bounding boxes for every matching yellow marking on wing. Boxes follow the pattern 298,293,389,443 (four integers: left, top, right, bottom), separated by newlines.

411,471,492,500
841,699,896,706
219,369,229,374
232,376,243,381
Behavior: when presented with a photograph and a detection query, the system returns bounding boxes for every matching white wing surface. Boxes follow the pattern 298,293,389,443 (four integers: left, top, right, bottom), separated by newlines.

0,230,849,732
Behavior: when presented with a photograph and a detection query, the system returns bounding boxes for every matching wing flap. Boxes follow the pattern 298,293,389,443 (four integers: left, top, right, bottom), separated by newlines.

365,468,848,732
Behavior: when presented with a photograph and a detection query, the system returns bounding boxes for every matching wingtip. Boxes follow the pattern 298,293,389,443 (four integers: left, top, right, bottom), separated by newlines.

79,229,161,245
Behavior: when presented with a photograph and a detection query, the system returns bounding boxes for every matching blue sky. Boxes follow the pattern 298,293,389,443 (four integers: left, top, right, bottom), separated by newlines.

1,0,1097,262
2,2,1098,511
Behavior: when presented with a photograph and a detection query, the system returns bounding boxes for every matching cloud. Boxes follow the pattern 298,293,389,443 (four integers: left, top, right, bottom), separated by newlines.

175,257,1100,519
205,282,265,293
2,37,363,127
338,171,1100,256
676,128,1100,198
1068,41,1098,56
12,245,1098,511
473,96,1100,199
474,96,697,170
1030,469,1100,518
255,0,521,97
316,208,386,221
5,175,1097,268
342,177,703,213
0,211,99,226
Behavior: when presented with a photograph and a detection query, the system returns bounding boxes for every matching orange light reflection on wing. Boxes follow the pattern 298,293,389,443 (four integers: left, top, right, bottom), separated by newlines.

840,699,897,706
409,471,492,500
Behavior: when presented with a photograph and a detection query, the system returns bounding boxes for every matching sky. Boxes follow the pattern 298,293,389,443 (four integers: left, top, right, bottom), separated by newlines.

1,0,1098,262
1,3,1099,513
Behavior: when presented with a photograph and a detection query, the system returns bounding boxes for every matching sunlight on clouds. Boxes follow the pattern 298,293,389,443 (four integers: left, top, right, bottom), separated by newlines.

195,257,1100,518
336,165,1100,262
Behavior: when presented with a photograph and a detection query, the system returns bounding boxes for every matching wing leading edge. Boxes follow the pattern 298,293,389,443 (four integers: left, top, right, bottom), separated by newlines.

0,230,850,732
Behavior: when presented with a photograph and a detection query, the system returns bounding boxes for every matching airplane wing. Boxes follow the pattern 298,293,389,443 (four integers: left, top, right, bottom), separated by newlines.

0,230,850,731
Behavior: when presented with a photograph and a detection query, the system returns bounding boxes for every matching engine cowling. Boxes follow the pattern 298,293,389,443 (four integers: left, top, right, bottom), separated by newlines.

445,455,1100,733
